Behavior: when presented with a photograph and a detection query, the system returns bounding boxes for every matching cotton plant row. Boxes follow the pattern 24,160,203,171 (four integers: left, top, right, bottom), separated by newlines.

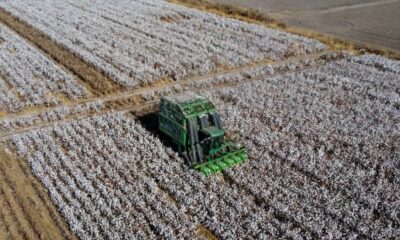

0,101,104,133
0,0,325,89
8,112,321,239
188,51,348,88
0,23,88,113
204,54,400,239
143,154,312,239
0,78,22,113
349,54,400,74
10,113,199,240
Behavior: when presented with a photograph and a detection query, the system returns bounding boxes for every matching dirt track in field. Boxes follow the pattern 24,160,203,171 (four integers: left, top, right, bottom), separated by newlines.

0,8,121,96
0,148,76,240
0,50,340,142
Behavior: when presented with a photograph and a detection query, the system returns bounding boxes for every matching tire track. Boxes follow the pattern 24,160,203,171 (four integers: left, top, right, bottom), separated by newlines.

0,215,10,240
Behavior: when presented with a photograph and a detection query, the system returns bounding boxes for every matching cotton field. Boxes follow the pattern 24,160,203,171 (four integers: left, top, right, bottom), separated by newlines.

2,54,399,239
0,0,325,89
0,101,104,133
9,113,283,239
0,0,399,239
206,54,400,239
0,23,88,113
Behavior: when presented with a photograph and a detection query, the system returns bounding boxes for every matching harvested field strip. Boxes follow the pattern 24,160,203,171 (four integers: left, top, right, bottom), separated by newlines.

0,148,76,240
10,148,76,240
0,7,120,96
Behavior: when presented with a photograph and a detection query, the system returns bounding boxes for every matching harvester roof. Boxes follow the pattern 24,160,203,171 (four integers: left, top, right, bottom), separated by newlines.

162,92,215,117
201,126,224,138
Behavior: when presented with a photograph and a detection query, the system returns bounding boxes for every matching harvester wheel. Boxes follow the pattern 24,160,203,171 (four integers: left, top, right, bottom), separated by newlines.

181,152,191,166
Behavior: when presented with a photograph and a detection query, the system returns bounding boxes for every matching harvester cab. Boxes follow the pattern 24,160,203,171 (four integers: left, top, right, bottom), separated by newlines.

158,92,248,176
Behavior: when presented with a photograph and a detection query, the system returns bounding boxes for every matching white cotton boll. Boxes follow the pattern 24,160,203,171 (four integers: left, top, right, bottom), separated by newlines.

0,21,89,113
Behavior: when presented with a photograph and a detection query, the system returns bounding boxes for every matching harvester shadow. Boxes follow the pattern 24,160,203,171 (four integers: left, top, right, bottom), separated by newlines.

136,112,180,153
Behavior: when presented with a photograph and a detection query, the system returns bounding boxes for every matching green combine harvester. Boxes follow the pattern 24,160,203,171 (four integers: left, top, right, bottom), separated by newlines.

158,92,248,176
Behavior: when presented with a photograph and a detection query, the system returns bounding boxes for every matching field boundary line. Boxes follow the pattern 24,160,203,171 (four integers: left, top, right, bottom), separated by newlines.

0,50,334,122
0,51,344,140
169,0,400,59
0,49,331,121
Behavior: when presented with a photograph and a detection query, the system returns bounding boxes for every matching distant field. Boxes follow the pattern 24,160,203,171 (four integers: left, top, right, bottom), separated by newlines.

210,0,378,12
209,0,400,51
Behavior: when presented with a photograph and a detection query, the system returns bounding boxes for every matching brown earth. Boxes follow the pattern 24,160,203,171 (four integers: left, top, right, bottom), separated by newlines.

196,225,219,240
0,147,76,240
0,7,121,96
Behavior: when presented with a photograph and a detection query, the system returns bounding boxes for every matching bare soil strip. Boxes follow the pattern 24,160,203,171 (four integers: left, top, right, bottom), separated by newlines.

0,148,76,240
0,7,121,96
